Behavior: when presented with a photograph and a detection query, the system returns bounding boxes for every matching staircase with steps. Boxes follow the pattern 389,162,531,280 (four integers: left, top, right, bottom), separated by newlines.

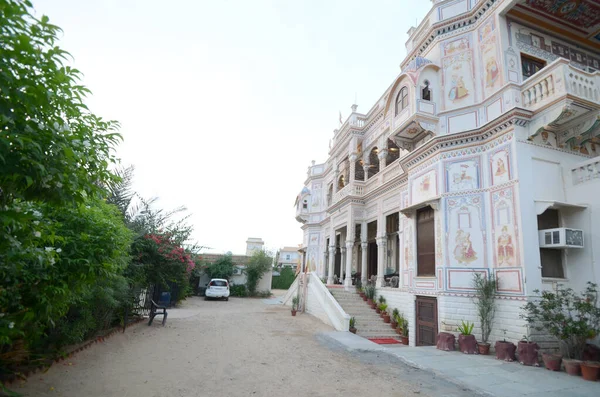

327,287,400,340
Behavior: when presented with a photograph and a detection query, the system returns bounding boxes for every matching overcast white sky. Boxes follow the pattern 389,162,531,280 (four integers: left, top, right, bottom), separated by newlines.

34,0,432,255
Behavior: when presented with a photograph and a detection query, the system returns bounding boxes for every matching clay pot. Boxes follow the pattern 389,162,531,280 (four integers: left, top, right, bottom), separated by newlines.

400,336,409,345
495,341,516,361
436,332,456,351
518,341,539,366
291,309,297,316
580,361,600,381
396,328,402,335
458,334,478,354
564,359,582,376
542,353,562,371
391,321,398,329
383,314,391,323
362,295,368,301
349,327,357,334
478,342,490,355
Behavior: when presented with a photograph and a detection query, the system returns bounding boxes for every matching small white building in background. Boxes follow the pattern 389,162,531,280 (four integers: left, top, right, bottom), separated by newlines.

277,246,301,269
245,237,265,256
294,0,600,348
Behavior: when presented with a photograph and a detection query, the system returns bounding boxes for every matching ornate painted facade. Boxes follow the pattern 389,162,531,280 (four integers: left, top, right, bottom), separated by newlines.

295,0,600,347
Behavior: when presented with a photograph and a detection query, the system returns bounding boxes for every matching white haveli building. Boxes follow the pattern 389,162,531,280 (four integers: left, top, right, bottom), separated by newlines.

292,0,600,347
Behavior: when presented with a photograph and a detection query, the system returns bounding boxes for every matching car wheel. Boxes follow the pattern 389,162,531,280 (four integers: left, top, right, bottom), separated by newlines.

204,296,209,301
225,297,229,301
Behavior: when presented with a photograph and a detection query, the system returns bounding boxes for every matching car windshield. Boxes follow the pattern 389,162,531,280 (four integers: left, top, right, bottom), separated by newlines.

210,280,227,287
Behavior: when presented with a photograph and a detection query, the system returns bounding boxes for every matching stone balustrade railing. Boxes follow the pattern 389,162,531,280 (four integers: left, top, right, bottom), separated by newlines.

521,59,599,110
572,157,600,185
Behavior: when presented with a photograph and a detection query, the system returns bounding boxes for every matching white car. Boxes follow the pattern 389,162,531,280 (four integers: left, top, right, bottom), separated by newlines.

205,279,230,300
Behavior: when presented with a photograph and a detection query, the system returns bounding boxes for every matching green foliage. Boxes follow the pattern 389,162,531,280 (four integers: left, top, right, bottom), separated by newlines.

229,284,247,297
355,279,362,291
364,285,376,300
379,303,388,313
203,254,235,280
392,308,400,319
402,318,409,337
521,282,600,359
292,296,299,311
395,312,405,328
272,267,296,289
458,320,475,335
0,0,121,207
378,295,386,304
245,250,272,296
473,273,496,343
349,317,356,329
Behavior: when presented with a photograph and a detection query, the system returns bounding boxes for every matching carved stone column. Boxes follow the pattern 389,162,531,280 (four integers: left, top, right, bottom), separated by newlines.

361,242,368,285
363,164,370,182
340,246,346,282
327,245,336,285
322,249,328,280
378,149,388,170
344,240,354,287
349,153,357,184
376,236,387,287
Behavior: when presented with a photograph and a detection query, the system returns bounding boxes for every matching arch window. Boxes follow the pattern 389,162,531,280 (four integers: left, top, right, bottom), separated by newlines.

422,80,431,101
395,87,409,115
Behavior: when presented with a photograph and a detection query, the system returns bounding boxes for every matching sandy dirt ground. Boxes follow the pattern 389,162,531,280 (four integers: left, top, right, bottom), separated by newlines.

15,291,477,397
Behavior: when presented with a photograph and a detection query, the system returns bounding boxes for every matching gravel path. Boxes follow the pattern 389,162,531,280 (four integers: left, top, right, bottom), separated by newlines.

15,292,478,397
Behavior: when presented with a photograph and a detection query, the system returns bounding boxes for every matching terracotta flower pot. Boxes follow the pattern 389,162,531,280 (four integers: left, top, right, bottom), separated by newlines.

391,321,398,329
580,361,600,381
362,295,368,301
477,342,490,355
564,359,582,376
495,341,516,361
400,336,409,345
291,309,297,316
396,328,402,335
349,327,357,334
542,353,562,371
458,334,478,354
376,308,381,314
518,341,539,366
436,332,456,351
383,314,391,323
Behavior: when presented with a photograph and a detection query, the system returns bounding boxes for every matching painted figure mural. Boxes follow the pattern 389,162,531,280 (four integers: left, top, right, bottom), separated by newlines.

453,229,478,264
479,18,502,98
412,169,437,204
448,75,469,101
490,146,511,185
446,158,480,192
497,225,514,266
495,158,507,177
485,57,499,88
442,35,475,109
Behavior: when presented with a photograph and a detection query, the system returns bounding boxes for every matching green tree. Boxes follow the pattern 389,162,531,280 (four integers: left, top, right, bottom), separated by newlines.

246,250,272,296
203,254,235,280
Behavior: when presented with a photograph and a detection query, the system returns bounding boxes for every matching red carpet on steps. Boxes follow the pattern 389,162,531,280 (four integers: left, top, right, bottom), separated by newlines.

368,338,401,344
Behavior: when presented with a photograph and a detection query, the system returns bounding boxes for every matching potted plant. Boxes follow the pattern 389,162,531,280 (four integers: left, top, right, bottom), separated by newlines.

364,285,376,307
381,304,390,323
349,317,357,334
542,352,562,371
517,334,540,366
400,318,409,345
495,329,516,362
580,361,600,381
356,280,363,297
457,320,477,354
473,273,496,355
521,282,600,375
395,313,404,335
391,308,399,329
376,295,386,313
291,296,299,316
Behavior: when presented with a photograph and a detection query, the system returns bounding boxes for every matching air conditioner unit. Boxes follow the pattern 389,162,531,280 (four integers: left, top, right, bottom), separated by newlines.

538,228,584,249
233,266,243,275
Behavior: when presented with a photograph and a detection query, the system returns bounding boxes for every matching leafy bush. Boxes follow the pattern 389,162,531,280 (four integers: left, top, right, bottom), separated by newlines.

246,251,272,296
272,267,296,289
229,284,247,297
521,282,600,359
203,254,234,280
473,273,496,343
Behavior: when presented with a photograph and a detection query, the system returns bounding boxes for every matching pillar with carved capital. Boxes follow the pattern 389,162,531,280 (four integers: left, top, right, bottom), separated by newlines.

349,153,357,184
344,240,354,287
322,249,328,279
340,246,346,282
327,245,335,285
376,236,387,287
378,148,388,170
361,242,368,285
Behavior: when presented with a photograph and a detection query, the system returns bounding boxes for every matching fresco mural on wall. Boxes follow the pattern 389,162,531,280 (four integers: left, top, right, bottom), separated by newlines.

442,34,475,110
444,157,481,192
489,144,512,185
445,194,486,267
411,168,438,204
491,186,520,267
479,17,502,98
